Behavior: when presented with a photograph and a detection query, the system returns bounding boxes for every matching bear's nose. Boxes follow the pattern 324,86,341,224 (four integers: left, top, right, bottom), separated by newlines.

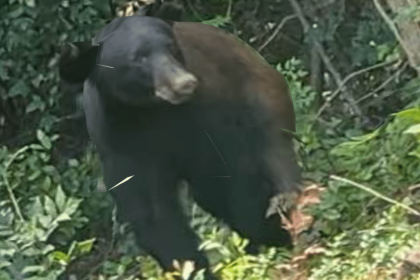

172,73,198,96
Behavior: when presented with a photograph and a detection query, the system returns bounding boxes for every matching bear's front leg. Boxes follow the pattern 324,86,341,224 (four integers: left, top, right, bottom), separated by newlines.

101,153,218,280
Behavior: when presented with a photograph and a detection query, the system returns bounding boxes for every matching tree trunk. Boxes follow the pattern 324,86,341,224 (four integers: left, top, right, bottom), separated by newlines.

384,0,420,76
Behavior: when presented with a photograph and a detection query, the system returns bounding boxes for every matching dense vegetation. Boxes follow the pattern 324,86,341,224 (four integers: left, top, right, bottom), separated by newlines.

1,0,419,279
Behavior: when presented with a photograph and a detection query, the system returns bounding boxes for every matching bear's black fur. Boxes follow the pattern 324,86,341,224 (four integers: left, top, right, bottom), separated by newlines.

60,15,300,280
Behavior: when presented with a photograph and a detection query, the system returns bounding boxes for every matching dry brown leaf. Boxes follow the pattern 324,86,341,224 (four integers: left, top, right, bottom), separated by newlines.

284,181,326,243
273,182,326,280
396,247,420,280
274,245,325,280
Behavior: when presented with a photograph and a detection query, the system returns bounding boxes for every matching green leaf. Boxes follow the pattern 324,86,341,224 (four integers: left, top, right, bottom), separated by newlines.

26,95,45,113
29,144,45,150
54,213,71,223
403,124,420,135
67,241,77,256
9,6,24,19
36,130,52,150
0,259,11,269
41,176,52,191
42,244,55,255
22,265,45,275
202,15,231,28
50,251,70,263
27,169,42,181
30,196,44,217
68,159,79,167
42,165,57,175
0,243,16,257
25,0,36,7
64,198,82,216
8,80,30,97
44,196,57,218
349,129,379,143
55,185,66,212
38,215,52,229
394,108,420,122
76,238,95,254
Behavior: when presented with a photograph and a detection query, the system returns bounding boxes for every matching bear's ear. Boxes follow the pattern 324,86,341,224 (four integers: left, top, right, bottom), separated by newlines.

60,42,98,84
59,42,98,97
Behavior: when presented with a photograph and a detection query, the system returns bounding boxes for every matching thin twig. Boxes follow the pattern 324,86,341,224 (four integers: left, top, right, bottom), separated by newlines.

287,0,363,117
316,58,399,118
372,0,405,51
184,0,203,21
330,175,420,216
257,14,297,52
356,61,407,104
2,146,29,222
226,0,232,18
409,184,420,192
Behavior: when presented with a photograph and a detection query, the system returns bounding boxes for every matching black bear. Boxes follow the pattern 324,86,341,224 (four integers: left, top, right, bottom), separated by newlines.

60,15,301,280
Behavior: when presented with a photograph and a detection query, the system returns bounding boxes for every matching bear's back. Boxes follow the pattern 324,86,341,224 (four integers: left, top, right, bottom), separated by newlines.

173,21,296,132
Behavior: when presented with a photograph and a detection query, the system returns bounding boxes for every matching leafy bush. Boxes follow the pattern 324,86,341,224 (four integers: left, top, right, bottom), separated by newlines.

0,131,94,279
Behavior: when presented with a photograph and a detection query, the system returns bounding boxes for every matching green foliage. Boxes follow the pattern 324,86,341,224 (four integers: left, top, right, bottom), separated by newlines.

101,227,289,280
202,15,231,28
0,131,95,279
310,206,420,280
276,58,318,126
306,107,420,279
276,59,332,180
1,0,107,134
312,106,420,233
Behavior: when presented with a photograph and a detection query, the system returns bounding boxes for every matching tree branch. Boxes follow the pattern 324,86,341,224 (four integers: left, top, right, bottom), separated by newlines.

287,0,363,118
257,14,297,52
316,58,400,119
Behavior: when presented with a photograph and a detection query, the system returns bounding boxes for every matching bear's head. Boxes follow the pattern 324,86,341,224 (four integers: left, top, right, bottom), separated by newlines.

60,16,198,106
